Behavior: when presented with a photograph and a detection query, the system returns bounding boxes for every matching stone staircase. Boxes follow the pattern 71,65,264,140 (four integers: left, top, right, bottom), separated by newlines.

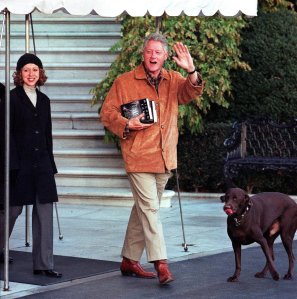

1,12,174,207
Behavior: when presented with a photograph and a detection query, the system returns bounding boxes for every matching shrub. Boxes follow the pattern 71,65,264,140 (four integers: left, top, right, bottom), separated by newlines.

206,9,297,123
166,123,230,192
91,15,249,136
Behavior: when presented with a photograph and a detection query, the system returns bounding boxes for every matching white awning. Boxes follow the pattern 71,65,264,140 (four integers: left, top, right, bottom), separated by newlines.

0,0,257,17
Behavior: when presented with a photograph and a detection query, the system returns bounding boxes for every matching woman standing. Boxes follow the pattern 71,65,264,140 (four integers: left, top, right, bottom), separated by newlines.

0,53,62,278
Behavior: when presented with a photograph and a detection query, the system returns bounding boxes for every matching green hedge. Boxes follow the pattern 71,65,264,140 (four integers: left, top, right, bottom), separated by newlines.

184,9,297,195
206,9,297,123
167,123,229,192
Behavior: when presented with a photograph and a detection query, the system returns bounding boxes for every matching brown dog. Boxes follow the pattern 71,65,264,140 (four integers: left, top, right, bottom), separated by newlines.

220,187,297,282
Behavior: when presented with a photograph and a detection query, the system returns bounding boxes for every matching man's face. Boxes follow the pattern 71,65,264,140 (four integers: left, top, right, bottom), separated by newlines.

143,40,168,78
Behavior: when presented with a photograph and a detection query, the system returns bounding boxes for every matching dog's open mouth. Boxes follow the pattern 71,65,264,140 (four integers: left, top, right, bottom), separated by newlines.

224,206,234,215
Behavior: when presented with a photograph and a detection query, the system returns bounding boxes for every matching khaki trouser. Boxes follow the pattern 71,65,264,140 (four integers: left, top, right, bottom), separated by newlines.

121,172,171,262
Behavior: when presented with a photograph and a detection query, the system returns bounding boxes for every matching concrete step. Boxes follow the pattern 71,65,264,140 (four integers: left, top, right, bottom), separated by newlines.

45,64,111,80
3,48,118,64
54,148,124,168
39,79,99,96
57,186,174,208
52,112,101,130
51,95,98,113
55,167,130,188
53,129,113,149
0,63,111,81
0,80,101,96
0,90,100,113
3,32,121,48
4,13,139,207
11,14,121,33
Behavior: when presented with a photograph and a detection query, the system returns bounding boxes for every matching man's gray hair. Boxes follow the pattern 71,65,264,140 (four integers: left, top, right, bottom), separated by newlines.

143,32,168,53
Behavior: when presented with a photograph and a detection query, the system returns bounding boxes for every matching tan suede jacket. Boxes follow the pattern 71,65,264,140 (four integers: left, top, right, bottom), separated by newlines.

100,64,204,173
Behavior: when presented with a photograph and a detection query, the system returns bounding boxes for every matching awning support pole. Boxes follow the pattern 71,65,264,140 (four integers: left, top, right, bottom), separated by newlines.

3,8,10,292
24,14,31,247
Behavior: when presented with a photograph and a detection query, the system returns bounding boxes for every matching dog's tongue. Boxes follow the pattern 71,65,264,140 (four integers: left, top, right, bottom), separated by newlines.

224,208,234,215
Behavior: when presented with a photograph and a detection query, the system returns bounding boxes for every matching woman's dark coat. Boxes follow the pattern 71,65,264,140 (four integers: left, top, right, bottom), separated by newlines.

0,86,58,206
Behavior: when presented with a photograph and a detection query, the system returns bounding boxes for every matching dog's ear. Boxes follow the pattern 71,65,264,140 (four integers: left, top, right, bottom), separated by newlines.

220,195,226,203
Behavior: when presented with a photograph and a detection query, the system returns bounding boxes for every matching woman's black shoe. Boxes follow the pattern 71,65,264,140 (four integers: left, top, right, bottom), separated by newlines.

33,269,62,278
0,253,13,264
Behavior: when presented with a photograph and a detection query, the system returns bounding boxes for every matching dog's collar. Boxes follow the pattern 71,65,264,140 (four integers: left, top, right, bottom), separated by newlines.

233,200,253,227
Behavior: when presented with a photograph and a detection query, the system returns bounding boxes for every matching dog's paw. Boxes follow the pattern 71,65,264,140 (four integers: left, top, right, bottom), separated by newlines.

272,272,280,281
227,276,239,282
283,273,293,280
255,272,265,278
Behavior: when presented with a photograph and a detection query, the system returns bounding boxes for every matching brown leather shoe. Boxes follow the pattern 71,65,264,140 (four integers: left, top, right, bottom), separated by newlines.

154,260,174,285
120,257,156,279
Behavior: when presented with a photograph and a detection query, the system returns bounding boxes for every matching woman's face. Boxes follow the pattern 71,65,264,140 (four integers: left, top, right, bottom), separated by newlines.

21,63,40,87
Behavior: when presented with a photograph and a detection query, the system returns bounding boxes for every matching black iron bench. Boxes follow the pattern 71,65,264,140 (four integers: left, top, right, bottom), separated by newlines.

223,118,297,180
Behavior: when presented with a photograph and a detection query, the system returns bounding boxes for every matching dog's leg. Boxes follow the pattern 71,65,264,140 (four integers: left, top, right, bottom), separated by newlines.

227,242,241,282
255,234,277,278
280,210,297,280
258,237,279,281
281,233,295,280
